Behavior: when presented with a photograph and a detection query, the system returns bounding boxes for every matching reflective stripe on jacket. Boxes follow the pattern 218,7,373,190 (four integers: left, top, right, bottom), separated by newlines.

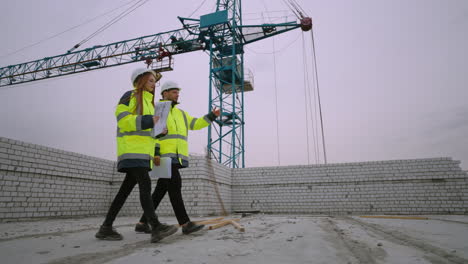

116,90,155,172
156,101,214,167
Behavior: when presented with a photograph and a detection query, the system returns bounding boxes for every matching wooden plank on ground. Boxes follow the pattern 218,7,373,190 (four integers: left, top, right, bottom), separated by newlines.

208,220,232,230
360,215,429,220
229,220,245,232
195,217,225,225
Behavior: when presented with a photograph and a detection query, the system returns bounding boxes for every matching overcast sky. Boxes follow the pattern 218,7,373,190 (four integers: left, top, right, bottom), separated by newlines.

1,0,467,169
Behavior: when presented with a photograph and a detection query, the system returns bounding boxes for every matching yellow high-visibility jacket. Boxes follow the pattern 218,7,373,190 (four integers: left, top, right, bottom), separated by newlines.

115,90,155,172
156,100,216,167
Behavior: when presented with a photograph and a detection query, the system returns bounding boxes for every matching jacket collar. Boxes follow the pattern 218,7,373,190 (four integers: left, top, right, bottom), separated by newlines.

142,90,154,98
160,99,179,107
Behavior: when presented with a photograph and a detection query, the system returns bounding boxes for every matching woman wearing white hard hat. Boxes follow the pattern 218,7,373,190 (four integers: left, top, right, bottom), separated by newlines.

95,68,177,243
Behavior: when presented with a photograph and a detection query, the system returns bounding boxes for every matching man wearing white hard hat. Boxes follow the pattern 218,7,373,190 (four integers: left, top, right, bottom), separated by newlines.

135,80,221,235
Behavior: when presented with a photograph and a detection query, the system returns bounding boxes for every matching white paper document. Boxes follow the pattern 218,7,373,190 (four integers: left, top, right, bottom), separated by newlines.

153,101,171,137
150,157,172,179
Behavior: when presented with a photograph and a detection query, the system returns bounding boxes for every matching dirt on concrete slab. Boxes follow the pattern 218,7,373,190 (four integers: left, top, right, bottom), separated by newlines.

0,215,467,264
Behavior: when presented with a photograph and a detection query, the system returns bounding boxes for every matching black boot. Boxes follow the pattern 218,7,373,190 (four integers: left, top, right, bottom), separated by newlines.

182,221,205,235
151,223,178,243
95,225,123,240
135,222,151,233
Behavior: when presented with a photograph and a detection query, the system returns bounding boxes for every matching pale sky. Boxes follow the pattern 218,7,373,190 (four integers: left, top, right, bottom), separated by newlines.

1,0,467,169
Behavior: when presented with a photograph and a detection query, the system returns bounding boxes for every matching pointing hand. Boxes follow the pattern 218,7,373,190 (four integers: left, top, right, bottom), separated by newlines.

212,107,221,117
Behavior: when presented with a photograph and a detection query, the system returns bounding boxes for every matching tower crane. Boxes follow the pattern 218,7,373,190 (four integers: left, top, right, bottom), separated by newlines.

0,0,312,168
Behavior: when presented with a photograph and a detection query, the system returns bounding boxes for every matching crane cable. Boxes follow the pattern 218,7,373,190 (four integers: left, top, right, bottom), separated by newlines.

282,0,326,164
281,0,309,19
310,29,327,164
301,32,312,164
281,0,318,164
262,0,282,166
281,0,300,19
187,0,209,18
302,29,328,165
242,14,297,23
68,0,151,53
244,31,301,55
290,0,309,17
310,37,321,164
0,0,141,59
272,37,281,166
302,32,320,164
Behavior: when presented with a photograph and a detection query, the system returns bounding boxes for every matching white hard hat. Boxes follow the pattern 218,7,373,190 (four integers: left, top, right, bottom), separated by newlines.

160,81,182,93
130,68,158,86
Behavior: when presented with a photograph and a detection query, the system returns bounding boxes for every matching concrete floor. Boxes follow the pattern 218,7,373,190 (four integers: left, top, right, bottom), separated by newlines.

0,214,467,264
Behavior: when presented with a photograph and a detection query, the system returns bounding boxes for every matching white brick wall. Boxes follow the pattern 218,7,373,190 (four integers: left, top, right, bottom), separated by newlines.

0,137,116,221
232,159,468,214
0,136,467,222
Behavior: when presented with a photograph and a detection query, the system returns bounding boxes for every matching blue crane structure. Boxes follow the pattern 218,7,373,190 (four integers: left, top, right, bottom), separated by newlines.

0,0,312,168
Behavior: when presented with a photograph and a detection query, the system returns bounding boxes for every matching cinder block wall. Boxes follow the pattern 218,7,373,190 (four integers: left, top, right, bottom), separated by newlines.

1,136,467,222
232,159,468,215
0,137,116,221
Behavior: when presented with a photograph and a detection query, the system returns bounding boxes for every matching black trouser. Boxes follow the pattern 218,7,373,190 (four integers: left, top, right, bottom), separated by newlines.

139,163,190,225
103,167,160,227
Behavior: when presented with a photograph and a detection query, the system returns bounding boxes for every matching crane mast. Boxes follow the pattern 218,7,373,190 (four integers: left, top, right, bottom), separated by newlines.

0,0,312,168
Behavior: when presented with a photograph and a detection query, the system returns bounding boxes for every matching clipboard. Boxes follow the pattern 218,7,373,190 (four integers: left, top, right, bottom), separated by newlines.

153,101,171,137
150,157,172,179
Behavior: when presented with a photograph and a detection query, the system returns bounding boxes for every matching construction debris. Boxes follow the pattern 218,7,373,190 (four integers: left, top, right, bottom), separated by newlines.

234,210,261,218
208,220,232,230
194,217,225,225
229,220,245,232
194,217,245,231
